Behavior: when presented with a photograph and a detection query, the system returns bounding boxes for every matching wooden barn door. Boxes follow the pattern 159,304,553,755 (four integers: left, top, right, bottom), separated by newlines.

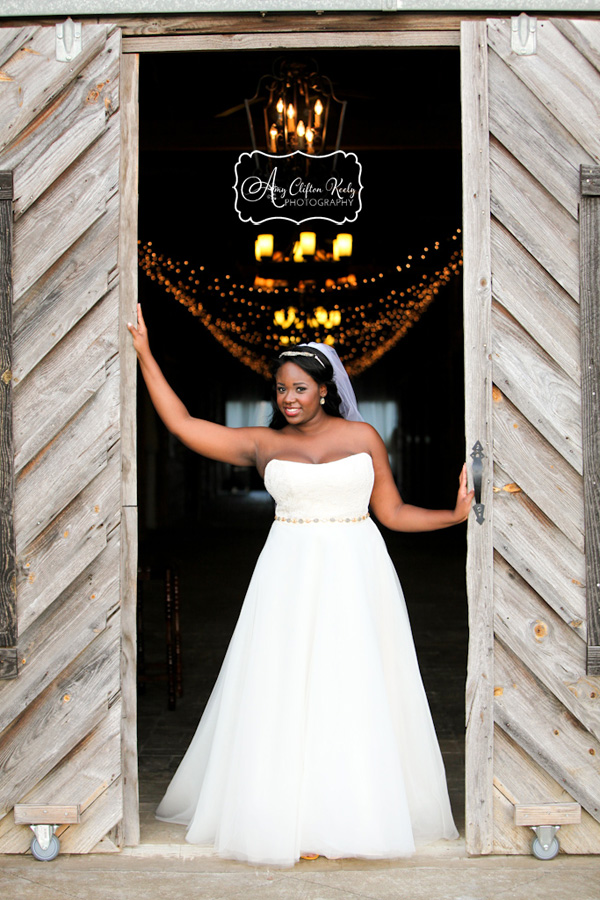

463,17,600,855
0,24,138,853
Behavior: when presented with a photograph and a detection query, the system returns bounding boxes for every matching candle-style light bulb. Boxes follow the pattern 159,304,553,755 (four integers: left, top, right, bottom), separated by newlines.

305,126,314,154
269,123,278,153
276,97,284,122
314,98,323,128
287,103,296,133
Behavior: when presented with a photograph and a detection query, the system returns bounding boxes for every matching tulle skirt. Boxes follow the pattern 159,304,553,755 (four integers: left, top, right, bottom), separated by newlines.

155,518,458,867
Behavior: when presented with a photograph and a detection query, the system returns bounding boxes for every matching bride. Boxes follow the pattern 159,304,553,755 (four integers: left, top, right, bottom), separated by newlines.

128,305,473,867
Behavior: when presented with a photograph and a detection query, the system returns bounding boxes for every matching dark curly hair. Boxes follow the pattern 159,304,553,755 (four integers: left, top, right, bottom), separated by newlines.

269,345,343,429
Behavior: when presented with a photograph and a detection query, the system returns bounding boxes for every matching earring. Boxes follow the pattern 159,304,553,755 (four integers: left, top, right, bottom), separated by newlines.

320,396,325,405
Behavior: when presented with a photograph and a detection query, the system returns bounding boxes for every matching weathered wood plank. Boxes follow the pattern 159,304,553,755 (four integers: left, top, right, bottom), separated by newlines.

0,623,120,819
14,804,80,825
17,454,119,635
0,32,120,220
494,640,600,825
488,19,600,165
493,465,586,636
492,301,582,474
490,140,579,303
555,19,600,73
494,725,600,854
514,802,581,826
12,194,119,385
488,48,592,221
494,556,599,742
58,776,123,854
14,368,119,553
122,30,461,54
13,293,117,474
0,26,39,70
116,12,463,37
120,507,138,847
580,167,600,676
0,648,17,680
0,698,121,853
581,165,600,197
491,221,580,383
0,26,111,157
0,170,16,676
493,389,584,552
12,122,120,302
119,51,138,511
0,538,119,735
119,51,139,848
461,19,494,857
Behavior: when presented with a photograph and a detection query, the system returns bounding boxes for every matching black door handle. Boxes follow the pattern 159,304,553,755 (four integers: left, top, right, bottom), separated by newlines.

470,441,485,525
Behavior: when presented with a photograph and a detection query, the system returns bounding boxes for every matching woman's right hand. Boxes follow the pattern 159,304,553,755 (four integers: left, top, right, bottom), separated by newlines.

127,303,151,359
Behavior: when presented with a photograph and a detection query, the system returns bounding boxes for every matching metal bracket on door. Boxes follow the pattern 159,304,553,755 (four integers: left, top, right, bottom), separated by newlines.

56,18,82,63
470,441,485,525
511,13,537,56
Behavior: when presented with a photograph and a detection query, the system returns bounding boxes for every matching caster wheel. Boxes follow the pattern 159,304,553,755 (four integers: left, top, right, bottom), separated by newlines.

31,834,60,861
532,835,559,860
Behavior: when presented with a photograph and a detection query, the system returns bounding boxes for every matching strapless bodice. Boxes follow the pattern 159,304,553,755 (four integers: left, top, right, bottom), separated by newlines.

264,452,374,523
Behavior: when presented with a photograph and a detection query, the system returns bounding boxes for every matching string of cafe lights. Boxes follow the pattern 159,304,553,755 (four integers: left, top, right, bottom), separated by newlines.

138,229,463,378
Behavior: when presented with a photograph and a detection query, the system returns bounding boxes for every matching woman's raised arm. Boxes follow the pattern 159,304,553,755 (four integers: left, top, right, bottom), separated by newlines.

127,304,259,466
366,427,473,532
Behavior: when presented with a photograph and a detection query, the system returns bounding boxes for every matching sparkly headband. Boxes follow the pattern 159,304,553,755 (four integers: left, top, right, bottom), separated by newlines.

278,350,326,368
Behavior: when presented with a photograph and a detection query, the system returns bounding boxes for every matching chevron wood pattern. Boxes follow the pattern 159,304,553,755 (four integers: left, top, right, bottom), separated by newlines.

0,24,123,854
487,17,600,853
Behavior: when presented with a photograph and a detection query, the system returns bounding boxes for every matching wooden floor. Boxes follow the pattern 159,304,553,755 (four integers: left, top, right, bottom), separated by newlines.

136,491,467,844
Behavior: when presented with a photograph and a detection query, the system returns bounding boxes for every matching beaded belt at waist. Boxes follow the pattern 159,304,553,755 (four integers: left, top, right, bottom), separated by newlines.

274,512,370,524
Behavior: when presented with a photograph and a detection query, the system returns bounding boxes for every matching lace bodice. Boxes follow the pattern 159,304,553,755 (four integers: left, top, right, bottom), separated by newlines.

264,452,374,522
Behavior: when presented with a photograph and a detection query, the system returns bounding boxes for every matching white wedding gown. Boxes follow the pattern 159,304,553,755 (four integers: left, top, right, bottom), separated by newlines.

156,452,458,866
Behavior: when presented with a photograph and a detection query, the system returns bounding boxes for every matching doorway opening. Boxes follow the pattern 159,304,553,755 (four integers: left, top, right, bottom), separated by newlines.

134,46,465,845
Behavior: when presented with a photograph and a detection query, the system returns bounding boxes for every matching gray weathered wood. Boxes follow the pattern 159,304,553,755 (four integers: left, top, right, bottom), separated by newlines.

493,463,586,636
491,221,580,385
0,26,111,158
13,296,117,474
494,640,600,825
490,140,579,303
488,48,593,221
488,19,600,166
12,195,119,385
461,18,494,857
116,12,463,37
122,29,460,54
0,26,38,69
14,369,119,554
14,804,80,825
12,123,119,302
0,170,16,679
579,165,600,675
581,165,600,197
17,456,119,635
2,33,120,220
492,301,582,474
119,50,139,848
493,389,584,553
0,623,120,819
514,802,581,826
555,19,600,73
494,556,599,742
494,726,600,854
0,538,119,735
0,701,121,852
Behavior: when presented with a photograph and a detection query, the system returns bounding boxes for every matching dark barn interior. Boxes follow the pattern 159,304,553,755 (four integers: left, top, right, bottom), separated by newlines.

134,47,468,842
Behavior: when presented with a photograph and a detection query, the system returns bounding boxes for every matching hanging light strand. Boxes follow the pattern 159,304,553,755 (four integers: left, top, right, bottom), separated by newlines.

138,229,463,378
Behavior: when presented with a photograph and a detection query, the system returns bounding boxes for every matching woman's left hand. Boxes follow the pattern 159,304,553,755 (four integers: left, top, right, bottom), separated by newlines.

453,463,475,523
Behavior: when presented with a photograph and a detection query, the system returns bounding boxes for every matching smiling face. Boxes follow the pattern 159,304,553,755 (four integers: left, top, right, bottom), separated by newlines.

275,361,327,425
